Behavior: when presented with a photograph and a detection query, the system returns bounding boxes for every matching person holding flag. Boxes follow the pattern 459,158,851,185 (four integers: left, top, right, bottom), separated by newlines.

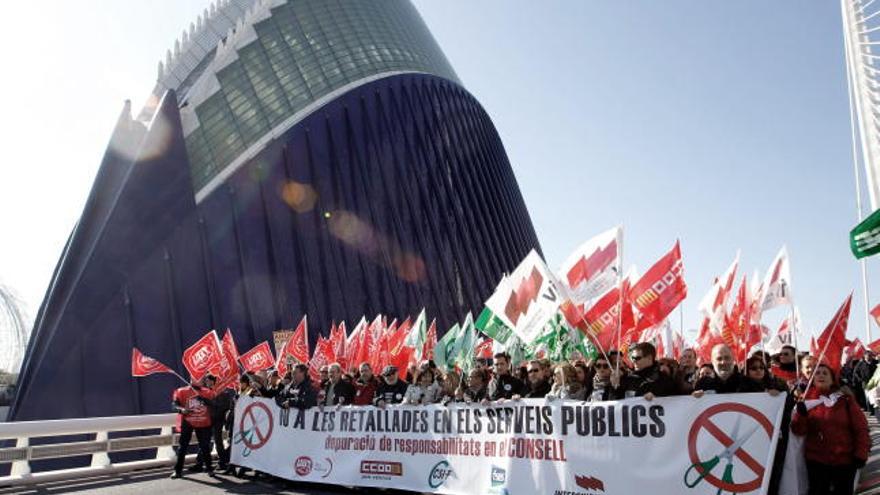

170,375,217,479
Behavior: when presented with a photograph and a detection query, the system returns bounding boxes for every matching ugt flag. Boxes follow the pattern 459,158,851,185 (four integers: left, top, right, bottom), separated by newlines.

557,226,622,305
181,330,224,381
630,240,687,330
131,348,174,377
240,341,276,373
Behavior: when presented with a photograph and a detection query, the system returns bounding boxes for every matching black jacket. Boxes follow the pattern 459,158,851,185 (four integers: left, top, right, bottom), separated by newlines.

488,374,525,401
525,379,552,398
374,379,409,405
461,386,487,403
694,369,764,394
610,364,677,400
276,379,317,410
323,379,356,406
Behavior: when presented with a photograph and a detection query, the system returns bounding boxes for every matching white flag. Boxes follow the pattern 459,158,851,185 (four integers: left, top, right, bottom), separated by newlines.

485,250,561,344
557,226,622,306
698,251,739,317
760,246,793,311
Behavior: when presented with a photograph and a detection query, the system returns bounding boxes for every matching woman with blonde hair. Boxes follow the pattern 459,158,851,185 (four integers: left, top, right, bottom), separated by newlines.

546,363,586,400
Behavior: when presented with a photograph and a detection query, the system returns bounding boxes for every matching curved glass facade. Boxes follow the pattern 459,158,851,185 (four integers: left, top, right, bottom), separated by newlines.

180,0,459,192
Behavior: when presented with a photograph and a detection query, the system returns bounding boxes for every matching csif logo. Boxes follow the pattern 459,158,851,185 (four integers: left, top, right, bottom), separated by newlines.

428,460,454,489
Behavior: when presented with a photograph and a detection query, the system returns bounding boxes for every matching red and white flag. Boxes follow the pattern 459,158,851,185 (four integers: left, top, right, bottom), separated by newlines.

423,319,438,361
630,240,687,330
240,341,275,373
276,316,310,376
132,348,174,377
815,293,854,373
871,303,880,329
330,322,347,370
759,246,793,312
181,330,224,381
843,338,866,363
697,251,739,317
557,226,622,305
309,337,336,384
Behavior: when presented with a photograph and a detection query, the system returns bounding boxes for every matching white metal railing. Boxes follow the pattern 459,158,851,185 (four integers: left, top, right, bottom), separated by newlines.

0,413,198,487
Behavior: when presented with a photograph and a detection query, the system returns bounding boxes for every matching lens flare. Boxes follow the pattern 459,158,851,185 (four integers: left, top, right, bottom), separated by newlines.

327,210,426,282
280,181,318,212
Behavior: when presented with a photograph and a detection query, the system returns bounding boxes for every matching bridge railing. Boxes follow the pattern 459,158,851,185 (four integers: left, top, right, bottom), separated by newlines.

0,413,195,487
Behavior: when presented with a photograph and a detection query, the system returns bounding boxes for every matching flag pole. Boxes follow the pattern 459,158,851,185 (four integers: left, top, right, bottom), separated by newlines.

802,301,849,398
614,247,625,377
841,0,874,343
787,285,800,380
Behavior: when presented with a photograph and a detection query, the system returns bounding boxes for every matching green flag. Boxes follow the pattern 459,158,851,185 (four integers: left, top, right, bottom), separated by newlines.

404,308,427,361
475,307,515,345
434,323,461,372
851,208,880,259
453,313,477,373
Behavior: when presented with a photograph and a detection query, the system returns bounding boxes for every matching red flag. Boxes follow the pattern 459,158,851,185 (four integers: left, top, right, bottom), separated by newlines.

276,316,310,376
581,283,635,353
181,331,224,381
309,338,336,385
630,241,687,330
474,338,494,359
423,319,438,361
240,342,275,373
132,348,174,377
330,322,347,369
871,303,880,328
344,318,366,369
815,294,853,373
869,338,880,354
209,329,240,388
843,338,866,363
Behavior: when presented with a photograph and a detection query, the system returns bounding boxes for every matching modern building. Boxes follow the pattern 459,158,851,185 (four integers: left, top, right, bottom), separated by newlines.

10,0,540,421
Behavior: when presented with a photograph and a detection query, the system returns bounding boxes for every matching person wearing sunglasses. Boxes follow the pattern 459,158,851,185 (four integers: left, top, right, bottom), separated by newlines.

609,342,676,401
588,356,614,401
516,360,551,398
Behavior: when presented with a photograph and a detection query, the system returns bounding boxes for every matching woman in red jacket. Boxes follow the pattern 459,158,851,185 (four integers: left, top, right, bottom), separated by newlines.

791,363,870,495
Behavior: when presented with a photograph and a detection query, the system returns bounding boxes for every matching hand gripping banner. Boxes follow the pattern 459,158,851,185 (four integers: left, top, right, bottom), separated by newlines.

232,393,786,494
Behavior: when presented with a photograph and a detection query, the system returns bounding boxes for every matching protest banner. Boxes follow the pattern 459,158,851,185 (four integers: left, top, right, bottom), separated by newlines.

231,393,786,495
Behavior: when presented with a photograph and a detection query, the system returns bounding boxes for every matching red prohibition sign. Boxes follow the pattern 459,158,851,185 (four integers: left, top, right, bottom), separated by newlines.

239,401,274,451
687,403,774,493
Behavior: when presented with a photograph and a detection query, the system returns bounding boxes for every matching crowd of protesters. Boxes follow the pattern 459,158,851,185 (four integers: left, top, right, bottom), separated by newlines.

169,342,875,495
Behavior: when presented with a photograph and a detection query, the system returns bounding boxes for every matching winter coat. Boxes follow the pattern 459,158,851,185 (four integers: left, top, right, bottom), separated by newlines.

790,391,870,466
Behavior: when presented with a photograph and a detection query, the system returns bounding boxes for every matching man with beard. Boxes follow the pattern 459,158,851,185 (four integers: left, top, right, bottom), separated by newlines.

515,360,552,399
353,362,380,405
374,366,409,407
693,344,767,396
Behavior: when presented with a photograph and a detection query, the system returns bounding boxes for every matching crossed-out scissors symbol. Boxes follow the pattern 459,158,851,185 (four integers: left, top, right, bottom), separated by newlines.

234,402,273,457
684,416,760,495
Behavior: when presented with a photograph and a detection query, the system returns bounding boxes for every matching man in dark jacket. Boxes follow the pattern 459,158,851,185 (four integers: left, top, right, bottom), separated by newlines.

519,360,551,398
203,375,235,471
609,342,677,400
486,352,524,402
374,366,409,406
322,363,355,406
276,364,317,410
693,344,764,395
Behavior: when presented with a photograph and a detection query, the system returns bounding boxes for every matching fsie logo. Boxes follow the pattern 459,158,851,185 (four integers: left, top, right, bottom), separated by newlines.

360,460,403,477
488,465,510,495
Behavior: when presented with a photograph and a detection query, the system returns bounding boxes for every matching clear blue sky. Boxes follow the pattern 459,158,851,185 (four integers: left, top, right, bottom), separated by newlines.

0,1,870,344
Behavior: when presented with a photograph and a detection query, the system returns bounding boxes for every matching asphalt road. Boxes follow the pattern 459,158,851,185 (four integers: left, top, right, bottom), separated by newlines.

0,468,418,495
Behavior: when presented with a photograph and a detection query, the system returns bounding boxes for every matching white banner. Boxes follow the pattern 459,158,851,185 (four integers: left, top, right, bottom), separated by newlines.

232,393,786,495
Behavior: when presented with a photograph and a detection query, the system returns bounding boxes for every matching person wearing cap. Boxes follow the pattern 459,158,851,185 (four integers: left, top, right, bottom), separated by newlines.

374,365,409,407
322,363,355,406
170,375,217,479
